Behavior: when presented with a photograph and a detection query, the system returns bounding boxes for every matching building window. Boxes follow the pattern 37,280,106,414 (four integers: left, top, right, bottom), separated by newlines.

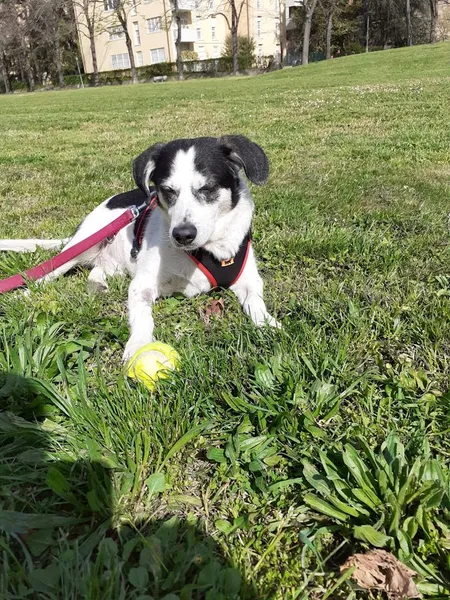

150,47,166,63
208,0,214,8
197,45,206,59
275,19,280,38
256,0,262,9
136,50,143,66
274,0,279,11
131,0,137,15
258,44,263,62
275,45,280,63
257,17,262,39
109,26,125,40
111,53,130,68
147,17,162,33
212,45,220,58
104,0,116,10
196,26,202,40
211,25,216,40
133,22,141,45
144,0,152,3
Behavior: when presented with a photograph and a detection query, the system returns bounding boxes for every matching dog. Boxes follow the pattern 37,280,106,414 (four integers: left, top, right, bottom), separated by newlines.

0,135,280,362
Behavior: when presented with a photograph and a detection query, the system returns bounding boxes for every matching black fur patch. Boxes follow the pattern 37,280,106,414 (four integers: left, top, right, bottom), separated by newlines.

150,138,241,208
133,136,269,210
106,188,152,210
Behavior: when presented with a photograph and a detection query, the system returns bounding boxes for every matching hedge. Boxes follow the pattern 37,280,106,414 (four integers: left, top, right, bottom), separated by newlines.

64,57,240,87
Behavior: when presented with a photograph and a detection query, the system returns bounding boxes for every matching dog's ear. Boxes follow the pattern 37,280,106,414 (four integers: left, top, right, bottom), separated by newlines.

219,135,269,185
132,142,165,195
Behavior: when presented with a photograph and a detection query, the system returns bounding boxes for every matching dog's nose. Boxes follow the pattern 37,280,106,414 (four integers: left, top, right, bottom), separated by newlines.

172,224,197,245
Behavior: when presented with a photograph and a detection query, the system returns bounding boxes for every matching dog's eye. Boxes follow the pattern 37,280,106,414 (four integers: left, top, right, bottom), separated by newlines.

161,186,176,196
198,185,213,194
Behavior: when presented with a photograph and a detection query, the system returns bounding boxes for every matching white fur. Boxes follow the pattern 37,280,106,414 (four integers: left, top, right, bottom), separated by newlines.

1,145,280,362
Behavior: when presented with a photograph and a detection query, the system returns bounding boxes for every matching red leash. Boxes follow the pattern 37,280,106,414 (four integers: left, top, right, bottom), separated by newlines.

0,205,142,294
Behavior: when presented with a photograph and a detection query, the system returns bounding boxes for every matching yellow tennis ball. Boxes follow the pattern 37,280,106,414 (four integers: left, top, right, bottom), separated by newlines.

126,342,180,391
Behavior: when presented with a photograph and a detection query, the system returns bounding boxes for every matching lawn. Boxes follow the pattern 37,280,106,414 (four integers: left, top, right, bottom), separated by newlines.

0,42,450,599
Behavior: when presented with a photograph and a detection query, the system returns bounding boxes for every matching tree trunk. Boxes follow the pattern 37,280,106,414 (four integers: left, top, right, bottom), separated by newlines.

365,14,370,52
55,42,65,87
302,0,318,66
0,52,11,93
125,30,137,83
231,25,238,74
429,0,437,43
231,0,239,75
22,47,35,92
125,30,138,83
88,23,99,86
326,12,332,59
117,13,137,83
406,0,412,46
173,0,183,80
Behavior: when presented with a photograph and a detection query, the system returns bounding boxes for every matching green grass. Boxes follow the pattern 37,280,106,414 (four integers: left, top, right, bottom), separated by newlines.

1,42,450,599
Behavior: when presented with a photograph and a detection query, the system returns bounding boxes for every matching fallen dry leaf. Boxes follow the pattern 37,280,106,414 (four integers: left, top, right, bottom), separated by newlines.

340,549,421,599
200,298,225,326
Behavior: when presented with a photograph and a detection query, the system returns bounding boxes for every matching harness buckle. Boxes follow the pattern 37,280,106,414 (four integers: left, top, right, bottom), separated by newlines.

221,257,235,267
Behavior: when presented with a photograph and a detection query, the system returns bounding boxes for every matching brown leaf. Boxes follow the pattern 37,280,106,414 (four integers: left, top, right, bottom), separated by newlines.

200,298,225,326
340,549,421,599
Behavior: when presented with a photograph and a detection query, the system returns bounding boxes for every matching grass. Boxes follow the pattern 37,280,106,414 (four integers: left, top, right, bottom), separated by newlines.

0,42,450,599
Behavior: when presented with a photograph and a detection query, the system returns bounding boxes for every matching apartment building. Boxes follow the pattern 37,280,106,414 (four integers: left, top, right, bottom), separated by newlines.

75,0,285,73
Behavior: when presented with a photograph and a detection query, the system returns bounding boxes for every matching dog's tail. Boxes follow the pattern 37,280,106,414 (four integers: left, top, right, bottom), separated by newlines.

0,239,69,252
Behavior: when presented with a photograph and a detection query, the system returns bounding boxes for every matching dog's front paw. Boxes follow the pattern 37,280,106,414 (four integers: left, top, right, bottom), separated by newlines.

263,314,281,329
122,338,152,364
253,312,281,329
267,315,282,329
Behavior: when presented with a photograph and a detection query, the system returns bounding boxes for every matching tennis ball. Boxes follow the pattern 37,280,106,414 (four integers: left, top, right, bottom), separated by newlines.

126,342,180,391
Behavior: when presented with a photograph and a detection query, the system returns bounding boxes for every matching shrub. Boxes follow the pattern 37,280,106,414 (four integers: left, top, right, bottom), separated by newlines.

64,74,83,86
182,57,233,74
222,35,256,70
181,50,198,61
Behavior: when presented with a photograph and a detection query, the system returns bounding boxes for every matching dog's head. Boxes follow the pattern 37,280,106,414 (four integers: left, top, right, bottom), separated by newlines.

132,135,269,250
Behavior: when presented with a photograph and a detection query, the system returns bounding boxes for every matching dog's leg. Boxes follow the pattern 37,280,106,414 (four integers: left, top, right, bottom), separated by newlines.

231,249,280,329
87,266,109,293
122,272,159,362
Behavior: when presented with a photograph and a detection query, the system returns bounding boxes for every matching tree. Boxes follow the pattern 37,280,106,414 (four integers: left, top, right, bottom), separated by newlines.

425,0,450,43
302,0,319,65
0,1,13,92
213,0,246,75
35,0,74,87
222,34,255,69
73,0,103,86
318,0,349,60
111,0,138,84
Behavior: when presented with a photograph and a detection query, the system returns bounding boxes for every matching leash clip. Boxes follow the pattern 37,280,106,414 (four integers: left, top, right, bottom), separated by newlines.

130,205,141,220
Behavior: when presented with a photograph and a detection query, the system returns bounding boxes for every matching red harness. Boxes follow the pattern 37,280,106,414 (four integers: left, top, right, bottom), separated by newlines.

0,192,251,294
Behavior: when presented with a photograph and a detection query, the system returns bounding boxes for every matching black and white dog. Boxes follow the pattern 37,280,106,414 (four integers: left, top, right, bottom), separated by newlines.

0,135,280,361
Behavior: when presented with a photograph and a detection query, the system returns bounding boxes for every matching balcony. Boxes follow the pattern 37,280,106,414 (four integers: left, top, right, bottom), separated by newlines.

171,0,196,10
173,25,197,42
285,0,302,29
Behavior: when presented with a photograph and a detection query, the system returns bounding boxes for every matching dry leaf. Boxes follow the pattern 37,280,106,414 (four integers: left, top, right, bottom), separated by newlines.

200,298,225,326
340,549,421,599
